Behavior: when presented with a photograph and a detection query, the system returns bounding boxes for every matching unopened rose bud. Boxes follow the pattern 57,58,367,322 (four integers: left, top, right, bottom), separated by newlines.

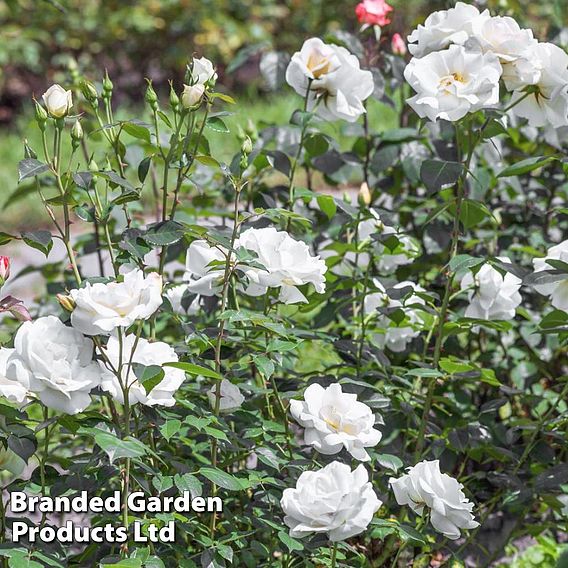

0,257,10,287
241,136,253,155
245,118,258,141
102,71,113,98
169,83,180,111
57,293,75,312
391,33,407,56
358,181,372,206
42,84,73,118
81,80,99,105
71,119,83,141
181,83,205,108
145,80,159,110
34,101,48,129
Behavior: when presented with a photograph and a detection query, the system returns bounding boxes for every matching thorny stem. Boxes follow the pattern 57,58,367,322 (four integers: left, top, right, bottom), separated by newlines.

209,177,243,538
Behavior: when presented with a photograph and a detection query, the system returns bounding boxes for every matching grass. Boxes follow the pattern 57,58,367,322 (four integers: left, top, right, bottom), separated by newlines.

0,93,398,232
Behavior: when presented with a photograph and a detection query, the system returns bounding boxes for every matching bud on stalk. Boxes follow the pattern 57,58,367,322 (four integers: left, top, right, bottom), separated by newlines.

145,80,159,111
56,293,76,312
0,257,10,287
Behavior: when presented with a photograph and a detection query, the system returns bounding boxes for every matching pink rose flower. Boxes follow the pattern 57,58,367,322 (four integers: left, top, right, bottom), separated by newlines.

0,257,10,286
355,0,393,26
391,33,407,55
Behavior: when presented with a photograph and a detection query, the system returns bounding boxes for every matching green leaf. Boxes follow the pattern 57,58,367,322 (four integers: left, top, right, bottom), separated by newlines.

497,156,556,177
420,159,463,193
133,364,165,395
138,156,152,183
94,171,136,192
304,133,329,157
277,531,304,552
459,199,493,229
160,419,181,441
18,158,49,181
152,474,174,493
316,194,337,220
206,117,229,133
252,355,274,380
22,230,53,256
376,453,403,473
195,155,221,168
144,221,184,246
449,254,484,273
164,362,222,380
121,120,151,143
0,232,16,246
174,473,203,498
199,468,247,491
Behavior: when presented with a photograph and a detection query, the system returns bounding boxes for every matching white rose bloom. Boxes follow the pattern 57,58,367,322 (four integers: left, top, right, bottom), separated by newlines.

0,348,28,404
532,240,568,311
364,280,427,352
460,262,522,320
42,84,73,118
407,2,490,58
281,461,382,541
404,45,502,122
470,16,536,62
181,83,205,108
286,37,374,122
192,57,217,85
389,460,479,540
237,227,327,304
207,379,245,413
290,383,381,461
99,335,185,407
165,285,200,315
184,240,226,296
505,43,568,129
70,268,163,336
5,316,100,414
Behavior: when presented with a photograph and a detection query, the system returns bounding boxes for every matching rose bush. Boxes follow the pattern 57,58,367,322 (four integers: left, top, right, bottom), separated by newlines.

0,2,567,566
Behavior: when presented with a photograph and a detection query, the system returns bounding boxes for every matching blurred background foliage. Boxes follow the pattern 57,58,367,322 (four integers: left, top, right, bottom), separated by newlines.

0,0,565,122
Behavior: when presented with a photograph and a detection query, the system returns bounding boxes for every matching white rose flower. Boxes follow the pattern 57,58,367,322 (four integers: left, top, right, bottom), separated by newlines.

505,43,568,129
389,459,479,540
0,348,28,404
207,379,245,413
407,2,490,58
364,280,427,352
70,268,163,336
99,334,185,407
192,56,217,86
281,461,382,541
460,261,522,320
237,227,327,304
290,383,382,461
404,44,502,122
181,83,205,108
42,84,73,118
184,240,226,296
532,240,568,311
5,316,100,414
470,16,537,62
286,37,374,122
165,285,200,315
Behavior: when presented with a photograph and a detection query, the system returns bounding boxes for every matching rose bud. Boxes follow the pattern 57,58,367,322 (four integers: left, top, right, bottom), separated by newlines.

56,293,76,312
358,181,372,206
42,84,73,118
391,33,407,56
0,257,10,286
181,84,205,109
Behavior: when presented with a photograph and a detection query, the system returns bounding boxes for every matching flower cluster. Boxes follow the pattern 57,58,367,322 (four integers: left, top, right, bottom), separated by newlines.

404,2,568,127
